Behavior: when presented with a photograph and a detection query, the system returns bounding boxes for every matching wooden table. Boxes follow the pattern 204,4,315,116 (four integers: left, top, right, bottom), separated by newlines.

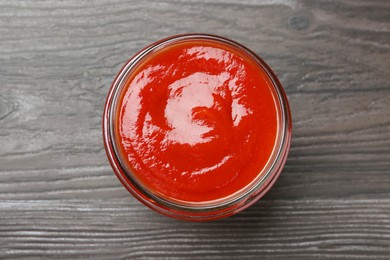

1,1,389,259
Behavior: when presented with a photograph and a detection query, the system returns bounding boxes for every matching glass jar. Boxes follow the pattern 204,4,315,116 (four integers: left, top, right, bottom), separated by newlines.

103,34,292,221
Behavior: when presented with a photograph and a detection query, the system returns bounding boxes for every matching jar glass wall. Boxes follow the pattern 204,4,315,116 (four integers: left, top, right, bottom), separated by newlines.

103,34,292,221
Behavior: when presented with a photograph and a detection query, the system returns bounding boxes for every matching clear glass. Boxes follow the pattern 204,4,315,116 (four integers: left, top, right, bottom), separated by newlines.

103,34,292,221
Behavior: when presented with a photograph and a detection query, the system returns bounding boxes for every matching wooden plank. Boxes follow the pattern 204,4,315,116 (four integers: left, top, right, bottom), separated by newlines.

1,199,389,259
1,0,389,200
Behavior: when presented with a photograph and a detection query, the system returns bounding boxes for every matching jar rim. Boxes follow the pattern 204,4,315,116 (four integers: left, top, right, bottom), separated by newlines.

103,34,292,220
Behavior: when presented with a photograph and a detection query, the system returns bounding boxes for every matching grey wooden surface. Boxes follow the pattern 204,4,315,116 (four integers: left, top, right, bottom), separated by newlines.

0,0,389,259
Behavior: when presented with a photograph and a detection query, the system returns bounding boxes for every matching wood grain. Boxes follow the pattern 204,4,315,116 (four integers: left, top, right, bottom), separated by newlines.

0,0,389,258
1,199,389,259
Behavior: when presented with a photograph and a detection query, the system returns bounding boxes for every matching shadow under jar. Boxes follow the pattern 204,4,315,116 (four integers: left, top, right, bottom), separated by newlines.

103,34,292,221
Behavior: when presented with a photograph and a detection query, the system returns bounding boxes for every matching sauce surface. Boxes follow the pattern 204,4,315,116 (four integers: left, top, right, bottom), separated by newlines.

115,39,279,203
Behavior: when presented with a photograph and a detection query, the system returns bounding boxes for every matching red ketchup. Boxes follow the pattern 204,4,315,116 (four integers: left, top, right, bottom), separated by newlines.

103,34,291,221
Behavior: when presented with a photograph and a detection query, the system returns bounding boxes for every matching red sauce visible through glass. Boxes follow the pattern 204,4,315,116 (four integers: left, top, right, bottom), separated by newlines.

115,39,278,203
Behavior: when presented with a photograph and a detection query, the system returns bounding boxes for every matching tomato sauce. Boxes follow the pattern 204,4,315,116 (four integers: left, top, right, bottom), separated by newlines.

114,39,279,203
